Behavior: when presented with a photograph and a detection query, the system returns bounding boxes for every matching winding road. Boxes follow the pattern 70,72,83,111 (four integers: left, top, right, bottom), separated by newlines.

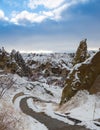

20,97,90,130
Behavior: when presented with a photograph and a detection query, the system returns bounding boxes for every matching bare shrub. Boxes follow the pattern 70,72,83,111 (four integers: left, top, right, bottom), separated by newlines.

0,110,16,130
0,100,25,130
0,74,15,98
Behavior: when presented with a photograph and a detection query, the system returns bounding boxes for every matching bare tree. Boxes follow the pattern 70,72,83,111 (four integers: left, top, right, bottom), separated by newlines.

0,74,15,98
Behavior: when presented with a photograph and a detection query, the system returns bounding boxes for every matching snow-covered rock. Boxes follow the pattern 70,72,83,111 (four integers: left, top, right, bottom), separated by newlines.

60,51,100,104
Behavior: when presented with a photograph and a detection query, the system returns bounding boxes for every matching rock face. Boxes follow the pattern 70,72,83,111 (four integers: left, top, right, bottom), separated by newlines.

24,52,73,76
0,47,17,73
0,48,32,77
73,39,88,65
60,51,100,105
90,75,100,94
11,51,32,77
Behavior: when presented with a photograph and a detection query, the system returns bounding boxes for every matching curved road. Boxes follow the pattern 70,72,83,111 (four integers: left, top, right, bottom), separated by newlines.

20,97,90,130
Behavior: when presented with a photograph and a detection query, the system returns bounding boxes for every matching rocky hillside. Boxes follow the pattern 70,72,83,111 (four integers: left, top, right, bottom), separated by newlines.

0,47,74,87
60,41,100,104
0,40,99,102
0,40,100,130
0,48,32,77
22,53,73,86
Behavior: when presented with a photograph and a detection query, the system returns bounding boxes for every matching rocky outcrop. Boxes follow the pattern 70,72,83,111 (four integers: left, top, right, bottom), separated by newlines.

35,62,69,78
60,51,100,105
0,47,18,73
11,50,32,77
0,48,32,77
73,39,88,65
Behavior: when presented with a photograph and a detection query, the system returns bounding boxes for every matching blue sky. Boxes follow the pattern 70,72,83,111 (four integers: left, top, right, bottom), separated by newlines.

0,0,100,52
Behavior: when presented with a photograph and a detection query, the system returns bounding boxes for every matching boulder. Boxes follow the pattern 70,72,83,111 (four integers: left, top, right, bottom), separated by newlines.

60,51,100,105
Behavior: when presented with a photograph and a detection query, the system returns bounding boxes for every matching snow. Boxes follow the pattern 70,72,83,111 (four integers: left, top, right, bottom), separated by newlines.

22,52,73,69
1,72,100,130
29,117,48,130
0,98,48,130
26,89,100,130
27,98,74,125
0,74,49,130
14,95,27,111
0,91,48,130
27,98,41,112
58,91,100,130
0,52,100,130
69,96,99,121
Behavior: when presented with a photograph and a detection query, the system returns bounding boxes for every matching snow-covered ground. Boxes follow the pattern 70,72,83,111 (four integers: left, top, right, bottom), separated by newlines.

0,51,100,130
26,89,100,130
58,91,100,130
0,97,48,130
0,73,48,130
22,53,73,69
12,74,100,130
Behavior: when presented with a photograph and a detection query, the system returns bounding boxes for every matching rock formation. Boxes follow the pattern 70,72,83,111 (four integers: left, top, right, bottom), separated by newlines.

0,47,17,72
73,39,88,65
10,50,32,77
60,51,100,105
0,48,32,77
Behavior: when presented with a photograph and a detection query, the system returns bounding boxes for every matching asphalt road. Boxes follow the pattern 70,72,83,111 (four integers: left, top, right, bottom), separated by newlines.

20,97,90,130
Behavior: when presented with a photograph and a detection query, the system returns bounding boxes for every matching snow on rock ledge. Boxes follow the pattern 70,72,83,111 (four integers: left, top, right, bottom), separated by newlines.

60,51,100,105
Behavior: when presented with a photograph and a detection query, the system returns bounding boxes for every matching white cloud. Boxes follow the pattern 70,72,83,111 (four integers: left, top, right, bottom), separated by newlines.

28,0,89,10
10,11,46,25
42,3,68,21
28,0,65,9
52,4,70,20
10,0,90,25
10,0,69,25
10,3,67,25
42,0,89,21
0,10,8,21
